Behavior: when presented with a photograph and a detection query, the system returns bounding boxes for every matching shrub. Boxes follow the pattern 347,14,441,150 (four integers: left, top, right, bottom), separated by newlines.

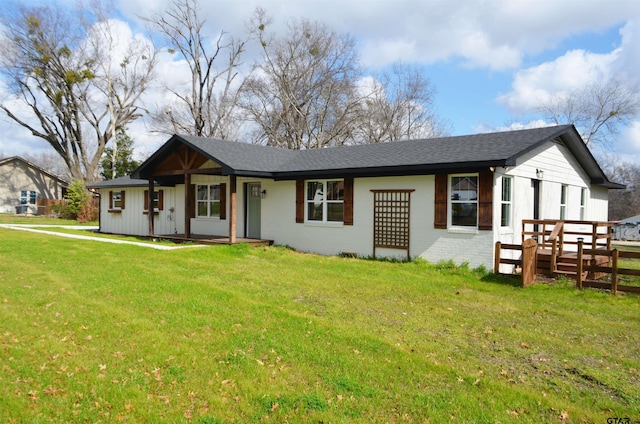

51,180,98,222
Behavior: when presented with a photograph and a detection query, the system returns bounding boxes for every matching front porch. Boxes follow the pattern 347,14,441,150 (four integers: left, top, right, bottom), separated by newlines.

156,233,273,247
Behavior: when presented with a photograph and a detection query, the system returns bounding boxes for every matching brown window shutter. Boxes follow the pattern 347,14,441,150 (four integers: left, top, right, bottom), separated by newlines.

434,174,447,229
343,177,354,225
158,190,164,211
120,191,126,209
219,183,227,220
295,180,304,223
109,191,113,209
478,171,493,230
144,190,149,211
187,184,196,219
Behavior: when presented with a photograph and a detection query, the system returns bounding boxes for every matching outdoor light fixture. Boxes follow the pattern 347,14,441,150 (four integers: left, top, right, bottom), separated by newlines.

536,169,544,179
261,189,267,199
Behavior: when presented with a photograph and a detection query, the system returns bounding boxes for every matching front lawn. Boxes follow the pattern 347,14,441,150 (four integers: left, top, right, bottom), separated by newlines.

0,213,97,226
0,227,638,423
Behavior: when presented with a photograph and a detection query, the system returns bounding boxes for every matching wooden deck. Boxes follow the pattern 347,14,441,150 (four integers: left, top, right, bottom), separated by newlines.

156,234,273,247
536,248,609,280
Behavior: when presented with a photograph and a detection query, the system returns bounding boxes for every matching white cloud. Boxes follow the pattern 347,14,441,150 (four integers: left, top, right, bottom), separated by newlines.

497,49,617,111
498,19,640,113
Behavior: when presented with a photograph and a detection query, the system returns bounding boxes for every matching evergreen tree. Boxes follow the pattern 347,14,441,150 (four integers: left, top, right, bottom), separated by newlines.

100,128,140,180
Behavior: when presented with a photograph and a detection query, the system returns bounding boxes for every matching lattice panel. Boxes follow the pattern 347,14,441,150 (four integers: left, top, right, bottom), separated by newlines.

371,190,414,258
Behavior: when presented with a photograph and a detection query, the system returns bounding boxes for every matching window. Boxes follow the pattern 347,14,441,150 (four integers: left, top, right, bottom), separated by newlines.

109,191,125,212
560,184,568,219
196,184,221,217
580,188,586,220
500,176,512,227
20,190,37,205
449,174,478,227
144,190,164,212
306,179,344,223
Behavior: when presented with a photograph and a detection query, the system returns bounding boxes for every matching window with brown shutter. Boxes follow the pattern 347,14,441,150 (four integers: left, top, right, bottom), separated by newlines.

296,178,353,224
434,174,448,229
108,190,124,213
144,190,164,213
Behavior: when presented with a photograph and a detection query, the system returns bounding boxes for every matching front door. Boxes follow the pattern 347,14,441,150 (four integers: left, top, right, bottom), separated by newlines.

246,183,262,239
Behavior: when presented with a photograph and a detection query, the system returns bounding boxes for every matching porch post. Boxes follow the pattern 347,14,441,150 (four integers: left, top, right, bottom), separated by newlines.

229,175,237,244
148,179,155,236
185,173,191,238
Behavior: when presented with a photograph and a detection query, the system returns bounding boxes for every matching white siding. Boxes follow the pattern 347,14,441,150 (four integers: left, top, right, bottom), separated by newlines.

98,187,183,237
94,139,613,271
262,175,494,268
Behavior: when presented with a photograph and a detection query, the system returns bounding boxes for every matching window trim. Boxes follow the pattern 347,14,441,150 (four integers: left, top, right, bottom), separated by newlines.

448,173,479,230
580,187,587,220
500,176,512,228
560,184,568,220
108,190,125,213
196,184,222,218
20,190,37,205
305,179,345,224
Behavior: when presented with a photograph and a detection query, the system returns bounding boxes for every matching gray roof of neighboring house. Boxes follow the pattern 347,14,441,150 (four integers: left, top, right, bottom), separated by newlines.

126,124,622,188
616,215,640,224
0,156,70,185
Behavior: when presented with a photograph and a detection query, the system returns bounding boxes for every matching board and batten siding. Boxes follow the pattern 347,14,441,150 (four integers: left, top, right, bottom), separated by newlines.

98,186,183,236
495,140,609,249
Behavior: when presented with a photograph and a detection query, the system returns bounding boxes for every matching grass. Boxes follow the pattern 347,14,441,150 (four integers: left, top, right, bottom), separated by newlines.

0,227,639,423
0,213,97,226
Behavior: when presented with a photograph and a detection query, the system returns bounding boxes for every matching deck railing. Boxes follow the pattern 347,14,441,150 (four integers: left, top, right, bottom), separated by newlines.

522,219,614,276
522,219,614,251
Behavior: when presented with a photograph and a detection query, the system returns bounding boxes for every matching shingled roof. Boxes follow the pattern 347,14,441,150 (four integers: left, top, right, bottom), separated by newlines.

127,124,620,188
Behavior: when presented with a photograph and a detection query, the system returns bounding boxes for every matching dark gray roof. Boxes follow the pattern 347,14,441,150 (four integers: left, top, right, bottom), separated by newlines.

279,124,569,176
131,124,622,188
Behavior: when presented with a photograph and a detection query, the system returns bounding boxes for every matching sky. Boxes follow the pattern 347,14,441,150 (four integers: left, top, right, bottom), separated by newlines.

1,0,639,165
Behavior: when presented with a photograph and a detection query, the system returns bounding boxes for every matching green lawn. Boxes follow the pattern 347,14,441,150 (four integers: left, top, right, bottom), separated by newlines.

1,227,639,423
0,213,97,226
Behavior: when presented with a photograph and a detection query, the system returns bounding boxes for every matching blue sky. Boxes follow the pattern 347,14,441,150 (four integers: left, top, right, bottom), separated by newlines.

1,0,639,163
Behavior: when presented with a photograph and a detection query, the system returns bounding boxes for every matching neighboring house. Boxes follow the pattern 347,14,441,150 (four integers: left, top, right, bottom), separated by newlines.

613,215,640,241
87,124,622,269
0,156,69,215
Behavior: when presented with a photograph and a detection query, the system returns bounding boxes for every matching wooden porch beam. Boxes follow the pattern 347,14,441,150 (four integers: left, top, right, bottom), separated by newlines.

148,179,155,236
152,167,223,177
185,173,192,238
229,175,237,244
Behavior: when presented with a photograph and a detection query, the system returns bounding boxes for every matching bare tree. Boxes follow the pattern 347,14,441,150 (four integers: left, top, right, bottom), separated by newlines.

0,2,156,182
538,79,639,150
243,9,363,149
22,151,71,181
144,0,247,140
356,63,449,143
606,161,640,220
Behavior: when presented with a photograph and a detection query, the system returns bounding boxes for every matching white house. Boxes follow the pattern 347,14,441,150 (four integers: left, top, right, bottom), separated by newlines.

87,125,622,269
613,215,640,241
